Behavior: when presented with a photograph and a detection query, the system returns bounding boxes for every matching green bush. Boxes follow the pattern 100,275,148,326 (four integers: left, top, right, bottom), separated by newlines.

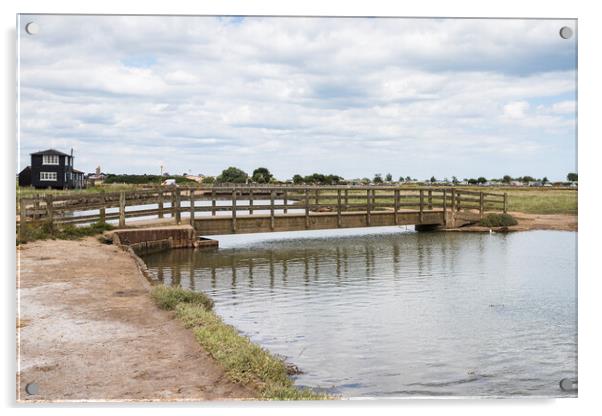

479,213,518,227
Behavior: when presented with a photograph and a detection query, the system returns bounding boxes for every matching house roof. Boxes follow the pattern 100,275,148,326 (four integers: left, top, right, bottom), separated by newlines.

30,148,70,156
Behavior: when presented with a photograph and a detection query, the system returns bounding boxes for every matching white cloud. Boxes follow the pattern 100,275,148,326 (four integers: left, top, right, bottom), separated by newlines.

17,15,577,180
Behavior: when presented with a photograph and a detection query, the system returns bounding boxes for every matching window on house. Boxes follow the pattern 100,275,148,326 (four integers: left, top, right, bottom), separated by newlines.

40,172,57,181
42,155,59,165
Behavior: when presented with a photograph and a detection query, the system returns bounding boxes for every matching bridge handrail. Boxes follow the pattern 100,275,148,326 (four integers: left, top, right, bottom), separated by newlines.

17,186,508,227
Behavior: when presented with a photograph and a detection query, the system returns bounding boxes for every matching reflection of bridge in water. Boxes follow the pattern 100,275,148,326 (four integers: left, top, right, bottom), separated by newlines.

145,230,503,293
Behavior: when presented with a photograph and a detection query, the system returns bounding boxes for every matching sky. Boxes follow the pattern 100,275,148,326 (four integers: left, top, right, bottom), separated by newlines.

17,15,577,181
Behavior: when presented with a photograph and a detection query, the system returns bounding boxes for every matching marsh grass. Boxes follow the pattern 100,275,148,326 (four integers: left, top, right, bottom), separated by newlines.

17,220,114,244
150,285,329,400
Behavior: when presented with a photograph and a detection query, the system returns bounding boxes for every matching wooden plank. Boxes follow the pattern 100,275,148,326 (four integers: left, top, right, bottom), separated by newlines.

428,189,433,210
504,192,508,213
479,192,484,218
46,195,54,225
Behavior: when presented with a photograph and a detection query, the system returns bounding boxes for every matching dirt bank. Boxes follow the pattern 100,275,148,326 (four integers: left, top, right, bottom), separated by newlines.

17,237,255,402
447,212,577,233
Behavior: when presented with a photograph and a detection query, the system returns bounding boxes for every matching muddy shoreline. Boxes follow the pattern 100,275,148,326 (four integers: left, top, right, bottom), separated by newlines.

17,238,256,402
444,212,577,233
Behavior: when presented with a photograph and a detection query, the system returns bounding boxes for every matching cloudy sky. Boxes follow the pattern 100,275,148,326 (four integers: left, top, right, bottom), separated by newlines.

18,15,576,180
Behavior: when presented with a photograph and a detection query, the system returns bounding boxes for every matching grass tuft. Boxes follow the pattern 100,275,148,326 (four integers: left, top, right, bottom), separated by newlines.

479,213,518,228
150,285,329,400
151,285,214,311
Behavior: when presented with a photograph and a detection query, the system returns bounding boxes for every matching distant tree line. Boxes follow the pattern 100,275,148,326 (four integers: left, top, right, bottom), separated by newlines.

104,174,197,184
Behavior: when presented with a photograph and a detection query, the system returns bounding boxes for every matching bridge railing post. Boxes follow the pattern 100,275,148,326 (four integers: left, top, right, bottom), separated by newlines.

211,189,216,216
394,188,400,225
503,192,508,213
175,188,181,225
231,189,237,233
337,189,342,227
344,189,349,210
428,189,433,210
419,189,424,223
270,190,275,231
283,190,288,214
443,189,447,226
366,189,371,226
249,189,254,215
479,191,484,218
189,189,195,225
158,188,164,219
304,188,310,228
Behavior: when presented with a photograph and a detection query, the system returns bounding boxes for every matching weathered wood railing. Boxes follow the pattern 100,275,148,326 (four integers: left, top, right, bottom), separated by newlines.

17,186,507,228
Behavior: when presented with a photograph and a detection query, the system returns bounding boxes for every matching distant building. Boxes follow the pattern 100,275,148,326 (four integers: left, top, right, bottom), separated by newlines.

18,148,84,189
87,166,107,186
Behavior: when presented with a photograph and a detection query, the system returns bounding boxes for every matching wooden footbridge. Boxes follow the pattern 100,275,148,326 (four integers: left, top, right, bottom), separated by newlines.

18,185,508,235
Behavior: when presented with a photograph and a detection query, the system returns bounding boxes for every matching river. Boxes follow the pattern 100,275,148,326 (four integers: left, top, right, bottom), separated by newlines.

142,227,577,398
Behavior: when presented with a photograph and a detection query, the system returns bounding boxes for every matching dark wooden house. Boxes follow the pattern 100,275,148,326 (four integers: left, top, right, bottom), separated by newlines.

18,148,84,189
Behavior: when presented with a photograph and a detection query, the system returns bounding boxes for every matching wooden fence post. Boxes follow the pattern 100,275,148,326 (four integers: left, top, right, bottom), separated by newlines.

189,189,195,225
283,190,288,214
158,188,164,219
33,195,40,220
337,189,342,228
419,189,424,223
270,190,275,231
211,189,216,216
479,192,484,218
175,188,181,225
428,189,433,210
99,192,106,223
20,198,27,224
249,189,254,215
366,189,371,226
456,192,461,212
46,194,54,225
119,191,126,227
443,189,447,226
304,188,310,229
394,189,400,225
503,192,508,213
231,189,237,233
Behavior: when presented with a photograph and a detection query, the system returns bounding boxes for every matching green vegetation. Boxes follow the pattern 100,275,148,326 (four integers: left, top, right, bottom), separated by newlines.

150,285,329,400
151,285,214,311
217,167,249,183
17,183,137,199
505,188,577,215
479,213,518,227
567,172,578,182
292,173,344,185
17,220,114,244
251,167,274,184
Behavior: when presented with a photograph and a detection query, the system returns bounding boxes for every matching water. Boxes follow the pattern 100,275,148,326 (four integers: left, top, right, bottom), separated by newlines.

142,228,577,398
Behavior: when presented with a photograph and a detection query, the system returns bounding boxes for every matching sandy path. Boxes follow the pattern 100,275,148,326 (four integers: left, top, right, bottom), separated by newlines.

17,238,254,402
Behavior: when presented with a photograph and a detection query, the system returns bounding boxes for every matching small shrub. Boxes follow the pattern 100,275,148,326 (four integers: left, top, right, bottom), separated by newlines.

17,221,114,244
479,213,518,228
150,285,214,311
